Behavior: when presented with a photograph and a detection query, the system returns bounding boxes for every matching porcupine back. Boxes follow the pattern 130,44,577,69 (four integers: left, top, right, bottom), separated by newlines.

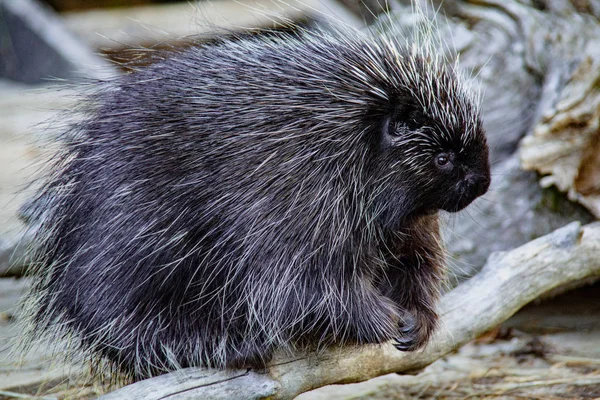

18,14,485,381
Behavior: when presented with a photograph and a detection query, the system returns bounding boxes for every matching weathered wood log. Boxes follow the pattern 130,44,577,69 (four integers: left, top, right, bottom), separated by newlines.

100,221,600,399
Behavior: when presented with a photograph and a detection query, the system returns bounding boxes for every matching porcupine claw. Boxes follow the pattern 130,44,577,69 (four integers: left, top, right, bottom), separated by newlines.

394,312,419,351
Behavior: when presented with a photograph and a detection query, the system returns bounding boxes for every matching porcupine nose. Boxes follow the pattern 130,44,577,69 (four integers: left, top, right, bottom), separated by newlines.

445,171,490,213
464,171,490,199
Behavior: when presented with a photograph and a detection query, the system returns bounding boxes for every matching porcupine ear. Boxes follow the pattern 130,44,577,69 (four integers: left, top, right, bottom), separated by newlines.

383,95,427,139
380,102,420,150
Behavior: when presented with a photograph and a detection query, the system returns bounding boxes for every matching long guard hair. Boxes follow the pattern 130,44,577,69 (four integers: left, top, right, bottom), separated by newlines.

18,1,490,380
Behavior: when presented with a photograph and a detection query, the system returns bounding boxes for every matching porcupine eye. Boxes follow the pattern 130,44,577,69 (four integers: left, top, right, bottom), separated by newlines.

434,153,454,170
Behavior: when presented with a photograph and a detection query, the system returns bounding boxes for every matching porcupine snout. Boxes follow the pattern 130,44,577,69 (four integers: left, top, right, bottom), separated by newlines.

464,171,490,198
451,170,490,211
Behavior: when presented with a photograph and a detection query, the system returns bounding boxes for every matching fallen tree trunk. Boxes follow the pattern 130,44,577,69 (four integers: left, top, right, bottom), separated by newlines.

100,221,600,400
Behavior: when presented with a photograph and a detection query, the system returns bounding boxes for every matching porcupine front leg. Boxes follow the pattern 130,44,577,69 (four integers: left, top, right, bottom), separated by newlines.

379,214,445,351
337,279,403,345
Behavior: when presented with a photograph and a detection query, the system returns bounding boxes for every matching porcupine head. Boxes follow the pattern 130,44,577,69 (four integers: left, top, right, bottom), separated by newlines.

16,2,491,382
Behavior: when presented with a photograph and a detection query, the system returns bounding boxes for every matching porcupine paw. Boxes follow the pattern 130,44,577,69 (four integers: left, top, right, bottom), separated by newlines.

393,310,435,351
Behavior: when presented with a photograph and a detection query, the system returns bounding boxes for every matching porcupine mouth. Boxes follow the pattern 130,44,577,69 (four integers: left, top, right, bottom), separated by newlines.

442,196,478,213
442,174,491,213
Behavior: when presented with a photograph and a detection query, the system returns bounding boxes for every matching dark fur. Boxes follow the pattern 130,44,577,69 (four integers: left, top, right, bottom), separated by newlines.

23,28,490,380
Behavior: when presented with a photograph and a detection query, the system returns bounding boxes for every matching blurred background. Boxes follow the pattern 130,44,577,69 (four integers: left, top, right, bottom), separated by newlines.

1,0,599,398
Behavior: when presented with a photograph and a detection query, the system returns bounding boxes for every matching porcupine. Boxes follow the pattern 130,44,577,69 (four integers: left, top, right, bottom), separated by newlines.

19,18,491,381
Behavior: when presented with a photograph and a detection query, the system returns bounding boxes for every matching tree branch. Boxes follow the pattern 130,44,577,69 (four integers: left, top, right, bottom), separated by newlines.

100,221,600,400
